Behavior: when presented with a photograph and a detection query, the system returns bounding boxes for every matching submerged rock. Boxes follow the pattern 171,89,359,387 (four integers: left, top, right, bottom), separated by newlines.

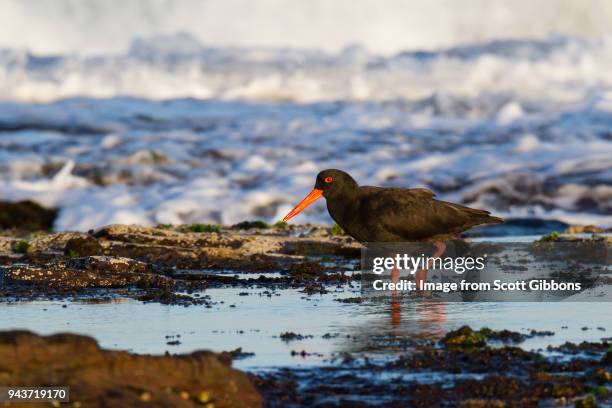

279,332,314,341
0,330,261,407
478,327,554,343
256,331,612,407
440,326,487,348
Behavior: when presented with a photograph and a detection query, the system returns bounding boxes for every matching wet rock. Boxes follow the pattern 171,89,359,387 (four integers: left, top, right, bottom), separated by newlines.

232,220,269,230
537,231,561,242
64,235,103,257
287,261,326,279
478,327,554,343
0,200,57,231
0,224,361,304
529,329,555,337
591,367,612,383
3,256,169,290
290,350,323,358
0,237,18,252
281,238,360,257
28,232,89,253
457,398,507,407
137,289,210,306
223,347,255,360
67,255,150,274
336,296,363,304
565,225,605,234
574,394,598,408
549,341,611,356
256,329,612,407
93,224,243,249
302,283,328,294
0,330,261,407
279,332,313,341
478,327,525,343
440,326,487,348
603,350,612,365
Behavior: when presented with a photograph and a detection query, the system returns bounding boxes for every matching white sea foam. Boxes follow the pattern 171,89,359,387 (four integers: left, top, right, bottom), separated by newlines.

0,92,609,230
1,34,612,104
0,32,610,230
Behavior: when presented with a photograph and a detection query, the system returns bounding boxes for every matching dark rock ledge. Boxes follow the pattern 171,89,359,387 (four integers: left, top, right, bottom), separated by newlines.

0,330,261,408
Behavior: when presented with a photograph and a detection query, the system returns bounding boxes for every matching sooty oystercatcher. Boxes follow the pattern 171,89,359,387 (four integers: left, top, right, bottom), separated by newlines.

283,169,502,326
283,169,503,289
282,169,503,242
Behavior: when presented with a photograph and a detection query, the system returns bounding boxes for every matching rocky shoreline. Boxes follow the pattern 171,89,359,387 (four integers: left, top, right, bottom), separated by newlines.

1,218,609,305
0,223,360,305
2,326,611,407
1,209,611,407
254,325,612,407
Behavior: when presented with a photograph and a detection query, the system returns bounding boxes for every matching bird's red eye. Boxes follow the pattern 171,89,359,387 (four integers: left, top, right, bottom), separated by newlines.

324,176,333,183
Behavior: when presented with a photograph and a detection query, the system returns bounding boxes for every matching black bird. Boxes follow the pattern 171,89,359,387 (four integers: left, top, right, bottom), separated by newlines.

283,169,503,242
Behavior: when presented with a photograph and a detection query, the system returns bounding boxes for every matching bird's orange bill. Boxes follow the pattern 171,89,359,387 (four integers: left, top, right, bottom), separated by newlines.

283,189,323,221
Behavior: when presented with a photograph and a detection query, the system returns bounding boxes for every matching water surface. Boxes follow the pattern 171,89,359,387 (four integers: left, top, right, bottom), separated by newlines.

2,286,611,371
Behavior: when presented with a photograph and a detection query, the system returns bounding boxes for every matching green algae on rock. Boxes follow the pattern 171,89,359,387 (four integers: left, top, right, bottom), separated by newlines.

574,394,598,408
330,223,345,236
13,239,31,254
64,235,103,257
440,325,487,348
186,223,222,233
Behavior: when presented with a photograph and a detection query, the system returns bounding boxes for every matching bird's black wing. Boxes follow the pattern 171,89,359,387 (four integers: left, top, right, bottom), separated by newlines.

358,186,500,240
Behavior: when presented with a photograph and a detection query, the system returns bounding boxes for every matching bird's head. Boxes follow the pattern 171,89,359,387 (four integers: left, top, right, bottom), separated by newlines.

282,169,358,222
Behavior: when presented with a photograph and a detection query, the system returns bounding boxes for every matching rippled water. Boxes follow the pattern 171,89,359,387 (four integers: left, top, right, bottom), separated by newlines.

2,286,611,371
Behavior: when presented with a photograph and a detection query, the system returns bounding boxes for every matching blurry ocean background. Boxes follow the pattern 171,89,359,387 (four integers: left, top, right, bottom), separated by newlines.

0,0,611,231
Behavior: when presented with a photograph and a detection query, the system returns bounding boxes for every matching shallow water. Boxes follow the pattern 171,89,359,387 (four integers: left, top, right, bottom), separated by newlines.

2,285,611,371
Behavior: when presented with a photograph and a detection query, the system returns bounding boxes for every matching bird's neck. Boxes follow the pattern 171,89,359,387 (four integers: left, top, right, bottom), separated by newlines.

325,186,359,227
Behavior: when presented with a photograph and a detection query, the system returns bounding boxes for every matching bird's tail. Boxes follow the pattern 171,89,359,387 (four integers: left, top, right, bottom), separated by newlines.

446,202,504,227
483,214,504,225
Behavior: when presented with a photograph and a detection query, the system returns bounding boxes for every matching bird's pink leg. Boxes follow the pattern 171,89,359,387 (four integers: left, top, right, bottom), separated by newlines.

431,241,447,260
415,241,446,290
391,262,400,284
390,263,401,329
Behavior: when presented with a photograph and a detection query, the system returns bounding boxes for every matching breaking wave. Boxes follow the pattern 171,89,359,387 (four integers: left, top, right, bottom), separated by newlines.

0,24,610,231
0,94,610,230
2,34,612,103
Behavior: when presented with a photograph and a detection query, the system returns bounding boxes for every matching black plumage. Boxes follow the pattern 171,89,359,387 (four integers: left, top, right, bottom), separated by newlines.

284,169,502,242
